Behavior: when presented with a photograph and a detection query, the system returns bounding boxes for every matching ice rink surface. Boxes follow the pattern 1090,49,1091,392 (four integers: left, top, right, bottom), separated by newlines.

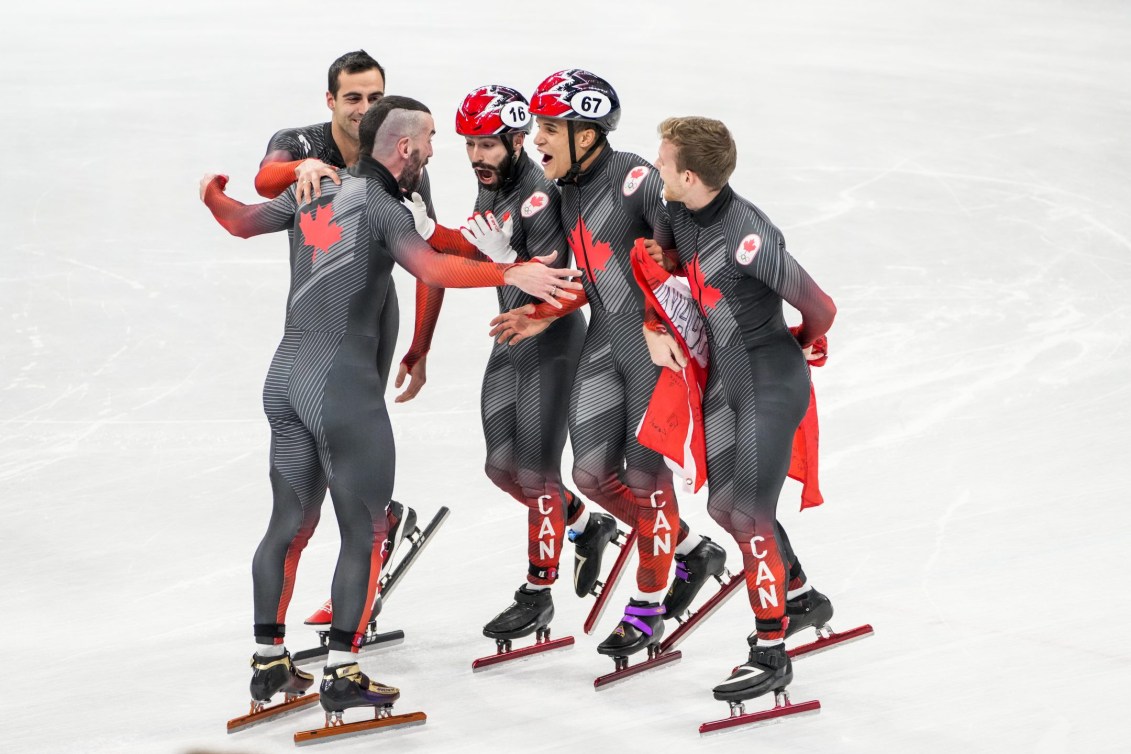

3,1,1129,751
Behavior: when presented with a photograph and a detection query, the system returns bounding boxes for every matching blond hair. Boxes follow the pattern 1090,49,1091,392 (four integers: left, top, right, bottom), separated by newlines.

658,116,736,191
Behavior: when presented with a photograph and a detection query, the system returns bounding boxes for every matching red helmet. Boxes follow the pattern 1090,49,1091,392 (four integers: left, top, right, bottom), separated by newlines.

455,85,532,136
529,69,621,132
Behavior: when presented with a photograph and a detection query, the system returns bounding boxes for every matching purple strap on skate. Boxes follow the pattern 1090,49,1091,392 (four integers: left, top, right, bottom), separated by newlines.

675,561,690,581
622,603,665,636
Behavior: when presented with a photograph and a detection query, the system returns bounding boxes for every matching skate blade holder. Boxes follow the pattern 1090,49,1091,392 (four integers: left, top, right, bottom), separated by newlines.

594,646,683,690
227,692,321,734
295,706,426,745
586,528,632,599
789,623,874,660
472,626,576,671
699,689,820,735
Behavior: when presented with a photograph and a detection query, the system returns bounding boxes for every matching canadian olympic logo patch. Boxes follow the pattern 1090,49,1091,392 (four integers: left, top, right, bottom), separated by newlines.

521,191,549,218
735,234,761,265
623,166,649,196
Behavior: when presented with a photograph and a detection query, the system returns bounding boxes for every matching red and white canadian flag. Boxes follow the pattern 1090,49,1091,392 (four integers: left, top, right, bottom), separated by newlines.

630,239,709,492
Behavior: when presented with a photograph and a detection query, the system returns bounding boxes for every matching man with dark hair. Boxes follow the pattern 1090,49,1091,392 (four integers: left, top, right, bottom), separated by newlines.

648,116,837,712
396,85,600,651
254,49,387,200
488,71,725,669
199,95,582,722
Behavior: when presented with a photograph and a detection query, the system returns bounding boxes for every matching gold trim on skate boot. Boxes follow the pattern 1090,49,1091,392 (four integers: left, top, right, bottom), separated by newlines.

322,662,400,695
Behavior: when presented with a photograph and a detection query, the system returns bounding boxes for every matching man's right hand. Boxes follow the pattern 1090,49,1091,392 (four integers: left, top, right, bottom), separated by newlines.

295,159,340,204
489,304,553,345
643,325,688,372
501,251,582,308
402,191,436,239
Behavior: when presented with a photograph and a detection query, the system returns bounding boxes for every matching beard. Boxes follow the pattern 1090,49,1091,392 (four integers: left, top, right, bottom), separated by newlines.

471,156,511,191
397,148,427,193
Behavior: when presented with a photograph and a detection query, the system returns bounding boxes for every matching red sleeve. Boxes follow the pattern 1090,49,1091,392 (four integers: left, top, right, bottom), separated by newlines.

254,160,303,199
203,176,295,238
401,280,445,369
429,223,486,260
529,288,589,321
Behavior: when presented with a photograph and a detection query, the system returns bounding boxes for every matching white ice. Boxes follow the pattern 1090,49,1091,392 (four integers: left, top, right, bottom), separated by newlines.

2,1,1129,752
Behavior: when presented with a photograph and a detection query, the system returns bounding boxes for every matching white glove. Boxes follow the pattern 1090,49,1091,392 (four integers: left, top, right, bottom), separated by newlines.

460,211,517,263
402,191,436,240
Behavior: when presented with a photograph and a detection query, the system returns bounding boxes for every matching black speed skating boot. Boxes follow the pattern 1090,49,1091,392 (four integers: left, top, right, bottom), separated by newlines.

483,584,554,641
597,599,666,657
785,586,834,638
249,649,314,703
370,501,418,620
662,536,726,619
569,512,618,597
319,662,400,717
712,639,792,702
384,501,417,567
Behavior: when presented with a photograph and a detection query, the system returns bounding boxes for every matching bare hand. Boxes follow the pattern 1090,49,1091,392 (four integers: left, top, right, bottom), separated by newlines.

642,238,675,272
394,354,427,403
199,173,228,201
489,304,552,345
295,159,340,205
501,251,583,308
643,326,687,372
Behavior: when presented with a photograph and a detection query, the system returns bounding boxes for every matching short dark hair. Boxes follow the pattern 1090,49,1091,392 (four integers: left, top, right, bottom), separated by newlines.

359,96,432,155
328,50,385,97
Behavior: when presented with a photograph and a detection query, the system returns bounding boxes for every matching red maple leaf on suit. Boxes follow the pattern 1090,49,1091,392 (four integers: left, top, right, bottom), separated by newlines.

686,256,722,314
568,218,614,274
630,167,646,180
743,236,759,252
530,194,545,207
299,204,343,262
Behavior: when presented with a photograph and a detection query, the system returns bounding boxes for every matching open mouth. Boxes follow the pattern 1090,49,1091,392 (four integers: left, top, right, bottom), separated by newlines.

541,153,553,166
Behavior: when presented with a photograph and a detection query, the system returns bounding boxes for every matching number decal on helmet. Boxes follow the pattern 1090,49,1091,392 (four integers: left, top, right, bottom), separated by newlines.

570,92,611,118
500,102,530,130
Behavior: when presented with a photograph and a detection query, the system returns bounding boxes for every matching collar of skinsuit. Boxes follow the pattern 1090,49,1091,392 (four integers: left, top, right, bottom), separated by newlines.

687,183,734,228
560,137,613,187
351,154,404,198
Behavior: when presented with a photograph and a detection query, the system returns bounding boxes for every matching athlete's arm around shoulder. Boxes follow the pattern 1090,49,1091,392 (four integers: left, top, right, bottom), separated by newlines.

256,126,333,200
200,173,298,238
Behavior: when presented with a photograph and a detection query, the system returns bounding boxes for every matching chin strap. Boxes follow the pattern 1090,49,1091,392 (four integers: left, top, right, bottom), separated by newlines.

562,121,606,184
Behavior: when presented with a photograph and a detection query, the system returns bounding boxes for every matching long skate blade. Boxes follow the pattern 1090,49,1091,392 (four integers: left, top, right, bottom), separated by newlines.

380,506,450,603
659,574,744,654
294,710,426,745
583,530,637,635
789,624,874,660
226,693,320,733
593,650,681,690
292,630,406,667
699,698,820,735
472,636,576,671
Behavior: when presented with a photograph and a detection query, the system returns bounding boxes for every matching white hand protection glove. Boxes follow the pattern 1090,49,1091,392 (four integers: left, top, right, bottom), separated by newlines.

460,211,517,263
402,191,436,240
